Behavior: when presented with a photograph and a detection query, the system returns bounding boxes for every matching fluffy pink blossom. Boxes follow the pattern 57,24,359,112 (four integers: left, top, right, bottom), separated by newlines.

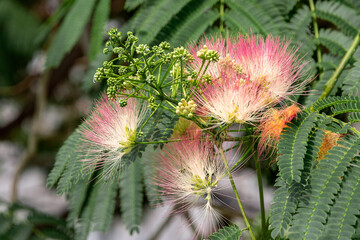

79,95,146,175
153,135,228,237
188,34,308,125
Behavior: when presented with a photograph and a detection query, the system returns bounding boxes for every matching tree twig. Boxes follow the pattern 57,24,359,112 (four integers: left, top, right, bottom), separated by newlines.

10,71,49,202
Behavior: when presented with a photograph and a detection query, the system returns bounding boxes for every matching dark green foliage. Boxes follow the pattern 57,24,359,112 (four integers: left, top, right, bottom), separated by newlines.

0,201,74,240
225,0,278,35
46,129,91,194
316,1,360,37
126,0,192,44
289,136,360,239
75,180,117,240
277,111,319,184
343,61,360,96
89,0,111,61
142,147,163,206
120,159,143,234
154,0,218,46
311,96,360,111
208,224,244,240
319,166,360,239
269,179,302,238
46,0,97,69
67,179,90,225
270,102,360,239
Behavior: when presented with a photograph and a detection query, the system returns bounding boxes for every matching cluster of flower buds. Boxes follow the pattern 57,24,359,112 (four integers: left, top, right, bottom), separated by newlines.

171,46,194,62
176,98,197,118
196,45,220,62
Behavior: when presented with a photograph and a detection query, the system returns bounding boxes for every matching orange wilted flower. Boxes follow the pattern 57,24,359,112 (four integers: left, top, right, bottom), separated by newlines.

317,130,342,162
258,104,301,154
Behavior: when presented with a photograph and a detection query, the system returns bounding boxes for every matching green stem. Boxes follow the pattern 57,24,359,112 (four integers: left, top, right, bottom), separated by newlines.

309,0,322,73
319,31,360,99
219,0,224,34
135,138,183,145
230,146,252,172
138,103,160,133
218,146,256,240
253,149,266,235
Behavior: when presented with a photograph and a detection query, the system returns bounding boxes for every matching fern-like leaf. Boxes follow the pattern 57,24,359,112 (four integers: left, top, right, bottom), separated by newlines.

224,0,280,35
120,159,143,234
330,100,360,116
270,115,328,238
46,0,97,69
319,165,360,239
288,136,360,239
128,0,191,44
311,96,360,111
89,0,111,61
67,179,90,225
208,224,244,240
124,0,144,11
75,180,117,240
277,111,319,184
318,29,356,62
46,130,81,189
269,179,302,238
154,0,217,46
315,1,360,38
285,5,313,47
142,147,163,206
342,61,360,96
348,112,360,123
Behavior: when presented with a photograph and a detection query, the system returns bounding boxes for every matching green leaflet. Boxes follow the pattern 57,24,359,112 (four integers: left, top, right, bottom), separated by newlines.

127,0,192,45
75,179,117,240
316,1,360,38
269,179,302,238
208,224,245,240
89,0,111,61
154,0,218,46
343,61,360,96
311,96,360,111
46,0,97,69
277,111,319,184
269,115,328,239
288,136,360,239
319,165,360,239
120,159,143,234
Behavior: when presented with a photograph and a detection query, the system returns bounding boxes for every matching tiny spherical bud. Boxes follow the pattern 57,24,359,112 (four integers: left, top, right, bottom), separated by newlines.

137,131,144,137
103,48,109,54
159,41,171,50
183,110,188,115
176,109,181,115
187,113,193,118
119,99,128,107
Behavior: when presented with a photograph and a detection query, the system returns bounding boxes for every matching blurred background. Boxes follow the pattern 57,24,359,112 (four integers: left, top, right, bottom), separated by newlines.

0,0,284,239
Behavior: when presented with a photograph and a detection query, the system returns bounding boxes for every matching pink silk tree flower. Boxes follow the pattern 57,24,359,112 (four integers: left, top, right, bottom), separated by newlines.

228,34,307,102
188,34,308,125
79,95,146,176
194,76,272,125
153,135,228,237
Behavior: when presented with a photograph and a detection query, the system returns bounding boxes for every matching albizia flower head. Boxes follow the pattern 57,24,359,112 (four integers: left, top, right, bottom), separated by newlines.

154,135,228,236
79,95,146,175
188,34,308,125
